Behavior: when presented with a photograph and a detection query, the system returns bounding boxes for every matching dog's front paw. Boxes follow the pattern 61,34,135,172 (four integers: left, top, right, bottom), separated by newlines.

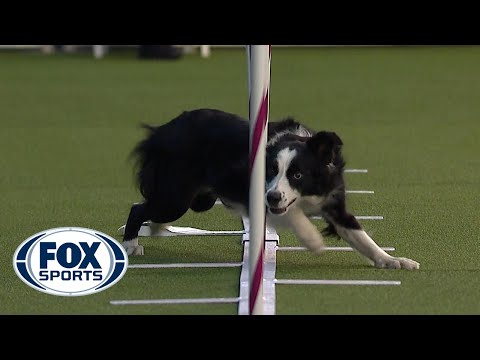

122,239,145,256
299,240,325,255
375,256,420,270
310,244,326,255
397,257,420,270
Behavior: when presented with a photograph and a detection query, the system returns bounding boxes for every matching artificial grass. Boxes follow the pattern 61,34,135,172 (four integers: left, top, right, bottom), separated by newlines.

1,46,479,314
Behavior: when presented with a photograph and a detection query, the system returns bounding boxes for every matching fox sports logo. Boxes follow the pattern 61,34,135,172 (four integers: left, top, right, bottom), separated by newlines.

13,227,128,297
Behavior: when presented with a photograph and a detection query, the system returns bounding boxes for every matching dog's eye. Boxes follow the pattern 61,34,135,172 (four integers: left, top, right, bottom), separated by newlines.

294,172,303,180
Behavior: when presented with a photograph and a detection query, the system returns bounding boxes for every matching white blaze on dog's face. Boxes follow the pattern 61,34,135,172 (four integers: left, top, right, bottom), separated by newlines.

265,130,345,216
265,147,300,215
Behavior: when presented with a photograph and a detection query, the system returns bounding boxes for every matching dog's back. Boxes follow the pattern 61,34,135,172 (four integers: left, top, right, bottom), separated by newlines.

132,108,309,205
132,109,250,202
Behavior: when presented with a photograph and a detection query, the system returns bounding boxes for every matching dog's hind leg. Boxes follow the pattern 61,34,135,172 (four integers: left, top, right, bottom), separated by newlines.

122,202,148,256
122,198,192,256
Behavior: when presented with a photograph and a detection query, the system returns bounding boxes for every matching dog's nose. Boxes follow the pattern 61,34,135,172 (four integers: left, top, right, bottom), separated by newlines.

266,191,282,206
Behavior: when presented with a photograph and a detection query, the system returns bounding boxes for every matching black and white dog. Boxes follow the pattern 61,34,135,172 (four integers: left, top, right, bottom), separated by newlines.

122,108,419,270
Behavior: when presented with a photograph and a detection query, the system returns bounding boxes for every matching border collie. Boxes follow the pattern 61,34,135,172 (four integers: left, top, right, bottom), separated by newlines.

122,108,419,270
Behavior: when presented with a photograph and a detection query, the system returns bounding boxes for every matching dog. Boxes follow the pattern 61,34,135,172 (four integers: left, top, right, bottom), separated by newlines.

121,108,419,270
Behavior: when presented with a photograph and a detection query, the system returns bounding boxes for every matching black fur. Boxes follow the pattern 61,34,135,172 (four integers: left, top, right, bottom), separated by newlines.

124,108,350,242
121,108,421,271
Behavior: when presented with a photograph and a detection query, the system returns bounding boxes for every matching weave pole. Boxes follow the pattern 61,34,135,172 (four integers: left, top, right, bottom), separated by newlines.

247,45,271,315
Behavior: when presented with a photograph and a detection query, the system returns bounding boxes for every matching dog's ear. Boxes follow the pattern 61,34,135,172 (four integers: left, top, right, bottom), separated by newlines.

306,131,343,164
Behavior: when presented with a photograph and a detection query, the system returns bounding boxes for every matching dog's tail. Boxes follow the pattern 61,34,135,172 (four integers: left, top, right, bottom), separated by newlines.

139,123,157,133
129,123,161,199
128,123,157,163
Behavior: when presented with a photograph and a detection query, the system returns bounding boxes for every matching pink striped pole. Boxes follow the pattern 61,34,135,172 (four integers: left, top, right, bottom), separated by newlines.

247,45,271,315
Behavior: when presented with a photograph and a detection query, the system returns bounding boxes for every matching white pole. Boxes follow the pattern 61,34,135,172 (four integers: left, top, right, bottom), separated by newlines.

200,45,211,58
247,45,271,315
93,45,107,59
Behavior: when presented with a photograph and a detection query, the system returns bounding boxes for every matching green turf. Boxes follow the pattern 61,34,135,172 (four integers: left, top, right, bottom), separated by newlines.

1,46,480,314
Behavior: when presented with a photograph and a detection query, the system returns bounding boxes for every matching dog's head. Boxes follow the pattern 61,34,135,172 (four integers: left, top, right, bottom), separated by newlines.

265,130,345,215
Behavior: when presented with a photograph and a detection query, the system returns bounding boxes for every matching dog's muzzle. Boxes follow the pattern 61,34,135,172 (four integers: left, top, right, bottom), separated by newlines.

267,197,297,215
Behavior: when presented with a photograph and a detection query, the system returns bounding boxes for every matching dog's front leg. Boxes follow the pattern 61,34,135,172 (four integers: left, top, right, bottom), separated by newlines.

275,208,326,255
323,209,419,270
